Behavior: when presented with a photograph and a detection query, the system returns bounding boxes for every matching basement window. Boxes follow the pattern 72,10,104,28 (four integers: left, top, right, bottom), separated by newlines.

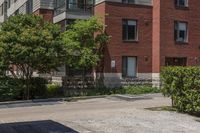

165,57,187,66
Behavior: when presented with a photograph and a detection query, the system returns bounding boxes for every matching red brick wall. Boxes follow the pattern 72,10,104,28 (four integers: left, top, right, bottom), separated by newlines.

160,0,200,66
152,0,160,73
95,2,153,74
94,3,106,73
34,9,54,22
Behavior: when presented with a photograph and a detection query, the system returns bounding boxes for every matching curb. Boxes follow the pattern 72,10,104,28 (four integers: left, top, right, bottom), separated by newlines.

0,98,65,106
0,95,107,106
65,95,107,102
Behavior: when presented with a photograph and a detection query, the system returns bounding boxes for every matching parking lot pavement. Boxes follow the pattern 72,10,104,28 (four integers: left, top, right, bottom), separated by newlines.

0,94,199,133
0,120,79,133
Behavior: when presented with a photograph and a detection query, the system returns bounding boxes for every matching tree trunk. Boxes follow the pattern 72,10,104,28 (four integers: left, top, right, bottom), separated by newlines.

25,76,30,100
82,68,86,89
171,96,174,107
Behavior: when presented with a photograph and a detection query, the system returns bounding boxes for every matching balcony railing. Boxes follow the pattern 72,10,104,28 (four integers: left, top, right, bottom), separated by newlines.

55,1,93,16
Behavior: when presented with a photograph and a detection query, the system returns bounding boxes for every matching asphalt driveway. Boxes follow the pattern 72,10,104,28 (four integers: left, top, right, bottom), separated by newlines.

0,94,199,133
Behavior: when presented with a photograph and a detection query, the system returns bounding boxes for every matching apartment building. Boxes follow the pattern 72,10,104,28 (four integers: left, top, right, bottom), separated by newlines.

0,0,54,23
53,0,93,31
0,0,94,77
0,0,200,87
94,0,200,87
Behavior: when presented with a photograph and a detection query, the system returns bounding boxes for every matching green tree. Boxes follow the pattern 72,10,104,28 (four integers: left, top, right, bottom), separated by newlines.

0,14,66,99
62,17,109,78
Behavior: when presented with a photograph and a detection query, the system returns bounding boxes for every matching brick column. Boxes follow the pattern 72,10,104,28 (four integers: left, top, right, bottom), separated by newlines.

152,0,161,87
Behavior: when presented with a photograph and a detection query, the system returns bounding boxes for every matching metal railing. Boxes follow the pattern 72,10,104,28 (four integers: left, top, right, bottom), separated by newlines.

54,1,93,16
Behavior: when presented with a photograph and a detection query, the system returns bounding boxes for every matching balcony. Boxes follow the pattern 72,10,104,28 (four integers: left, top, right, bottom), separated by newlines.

54,0,93,23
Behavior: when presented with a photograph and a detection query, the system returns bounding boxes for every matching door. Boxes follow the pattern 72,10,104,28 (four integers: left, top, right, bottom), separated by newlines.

127,57,137,77
122,56,137,77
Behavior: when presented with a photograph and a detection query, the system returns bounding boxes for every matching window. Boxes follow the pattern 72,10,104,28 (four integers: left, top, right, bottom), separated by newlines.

26,0,33,14
122,56,137,77
165,57,187,66
55,0,66,16
122,0,135,4
175,0,188,7
0,4,3,16
196,57,200,66
7,0,10,8
122,20,137,41
175,21,188,42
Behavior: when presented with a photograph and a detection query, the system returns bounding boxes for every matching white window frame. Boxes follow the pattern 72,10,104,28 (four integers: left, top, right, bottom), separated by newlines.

175,21,188,43
122,19,138,41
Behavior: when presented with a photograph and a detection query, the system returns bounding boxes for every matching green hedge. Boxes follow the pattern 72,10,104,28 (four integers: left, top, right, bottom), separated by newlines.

161,67,200,114
63,85,160,97
0,77,23,101
0,77,48,101
28,77,48,99
122,85,160,95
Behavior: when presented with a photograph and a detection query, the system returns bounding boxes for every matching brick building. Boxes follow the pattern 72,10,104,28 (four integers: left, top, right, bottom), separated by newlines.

95,0,200,87
0,0,54,23
0,0,200,87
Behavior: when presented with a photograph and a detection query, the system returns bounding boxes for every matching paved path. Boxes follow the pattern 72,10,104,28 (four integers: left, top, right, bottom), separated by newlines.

0,94,199,133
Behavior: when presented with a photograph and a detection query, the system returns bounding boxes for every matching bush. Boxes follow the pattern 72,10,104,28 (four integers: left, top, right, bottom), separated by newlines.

0,76,48,101
63,85,160,97
161,67,200,114
0,77,23,101
29,77,48,99
122,85,160,95
46,83,62,97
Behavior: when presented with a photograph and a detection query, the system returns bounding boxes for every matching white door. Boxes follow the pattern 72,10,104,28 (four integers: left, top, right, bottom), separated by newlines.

127,57,137,77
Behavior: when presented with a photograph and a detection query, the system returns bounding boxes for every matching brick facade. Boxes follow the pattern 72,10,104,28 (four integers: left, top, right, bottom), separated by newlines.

34,9,54,22
160,0,200,67
96,2,153,73
94,0,200,87
2,0,200,87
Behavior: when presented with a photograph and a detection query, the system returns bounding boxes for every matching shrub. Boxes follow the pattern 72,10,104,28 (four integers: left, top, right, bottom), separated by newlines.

0,77,23,101
161,67,200,114
122,85,160,95
63,85,160,97
46,83,62,97
29,77,48,99
0,76,48,101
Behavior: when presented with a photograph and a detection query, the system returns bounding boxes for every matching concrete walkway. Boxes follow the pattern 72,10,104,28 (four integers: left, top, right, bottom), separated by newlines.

0,94,199,133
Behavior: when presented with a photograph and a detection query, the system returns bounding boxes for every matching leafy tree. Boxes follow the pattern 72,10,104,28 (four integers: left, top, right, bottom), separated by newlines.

0,14,66,99
62,17,109,77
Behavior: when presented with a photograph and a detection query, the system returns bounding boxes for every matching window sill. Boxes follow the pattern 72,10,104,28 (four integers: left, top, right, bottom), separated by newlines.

122,76,138,79
175,6,189,10
123,40,139,43
175,41,189,45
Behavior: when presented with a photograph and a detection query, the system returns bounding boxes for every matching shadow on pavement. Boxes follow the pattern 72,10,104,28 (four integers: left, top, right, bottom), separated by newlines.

0,120,79,133
0,101,63,109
